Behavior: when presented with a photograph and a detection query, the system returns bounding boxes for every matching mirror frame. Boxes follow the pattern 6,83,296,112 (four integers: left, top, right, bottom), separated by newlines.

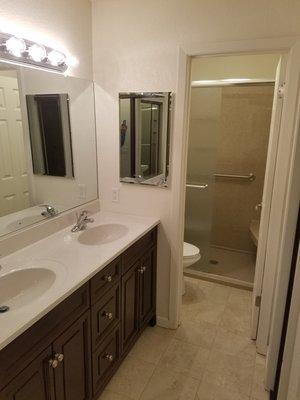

119,91,172,187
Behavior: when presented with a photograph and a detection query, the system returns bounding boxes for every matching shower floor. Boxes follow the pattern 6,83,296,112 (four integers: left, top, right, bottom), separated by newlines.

185,246,256,288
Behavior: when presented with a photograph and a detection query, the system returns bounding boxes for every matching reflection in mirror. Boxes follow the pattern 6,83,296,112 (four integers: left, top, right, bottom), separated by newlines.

0,63,98,236
26,93,74,177
119,92,171,187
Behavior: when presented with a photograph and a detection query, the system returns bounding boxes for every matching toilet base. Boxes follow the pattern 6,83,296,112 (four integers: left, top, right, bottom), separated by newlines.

182,276,186,295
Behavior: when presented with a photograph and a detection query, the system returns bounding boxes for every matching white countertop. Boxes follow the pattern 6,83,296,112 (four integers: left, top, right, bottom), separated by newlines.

0,211,159,351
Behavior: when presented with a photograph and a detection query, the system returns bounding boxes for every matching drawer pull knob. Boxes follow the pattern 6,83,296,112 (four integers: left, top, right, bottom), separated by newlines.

104,275,112,282
56,353,64,363
138,266,147,274
104,354,114,362
103,311,113,320
49,353,64,368
49,358,59,369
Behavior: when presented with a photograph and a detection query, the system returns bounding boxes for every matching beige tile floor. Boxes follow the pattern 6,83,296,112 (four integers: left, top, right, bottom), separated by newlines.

99,277,269,400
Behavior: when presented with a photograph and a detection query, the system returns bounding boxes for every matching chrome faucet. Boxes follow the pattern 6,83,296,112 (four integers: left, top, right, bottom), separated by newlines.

40,204,57,217
71,210,94,232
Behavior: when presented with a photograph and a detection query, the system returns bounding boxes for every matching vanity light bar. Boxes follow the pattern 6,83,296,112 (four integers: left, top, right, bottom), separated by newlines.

0,32,68,73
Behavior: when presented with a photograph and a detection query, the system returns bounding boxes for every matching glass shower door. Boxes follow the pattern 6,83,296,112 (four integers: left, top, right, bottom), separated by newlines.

184,87,222,268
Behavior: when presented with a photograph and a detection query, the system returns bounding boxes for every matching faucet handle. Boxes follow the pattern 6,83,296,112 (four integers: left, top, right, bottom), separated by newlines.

40,204,51,209
79,210,88,217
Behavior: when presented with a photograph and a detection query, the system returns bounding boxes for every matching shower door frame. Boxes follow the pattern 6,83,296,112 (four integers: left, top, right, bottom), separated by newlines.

170,35,300,384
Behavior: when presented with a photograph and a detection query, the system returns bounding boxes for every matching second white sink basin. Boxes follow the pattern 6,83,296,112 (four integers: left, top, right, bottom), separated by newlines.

0,268,56,310
78,223,129,245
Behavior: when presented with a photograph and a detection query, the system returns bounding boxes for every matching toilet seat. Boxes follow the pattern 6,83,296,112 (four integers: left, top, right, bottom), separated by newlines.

183,242,200,259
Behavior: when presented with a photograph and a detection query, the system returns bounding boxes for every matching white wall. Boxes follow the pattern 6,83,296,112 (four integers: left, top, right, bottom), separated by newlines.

0,0,92,79
92,0,300,322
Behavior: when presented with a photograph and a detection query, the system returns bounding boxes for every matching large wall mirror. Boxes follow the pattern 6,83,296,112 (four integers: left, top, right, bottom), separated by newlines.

0,63,98,236
119,92,172,187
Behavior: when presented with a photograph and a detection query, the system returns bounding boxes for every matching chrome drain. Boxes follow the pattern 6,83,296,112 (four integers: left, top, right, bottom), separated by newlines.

209,259,219,265
0,305,9,313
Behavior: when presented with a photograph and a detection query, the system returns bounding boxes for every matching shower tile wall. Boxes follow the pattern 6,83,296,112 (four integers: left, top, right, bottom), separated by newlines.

185,84,274,256
211,85,274,252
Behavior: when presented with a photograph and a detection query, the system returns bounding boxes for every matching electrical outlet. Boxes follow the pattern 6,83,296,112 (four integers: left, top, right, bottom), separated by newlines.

112,188,120,203
78,184,86,199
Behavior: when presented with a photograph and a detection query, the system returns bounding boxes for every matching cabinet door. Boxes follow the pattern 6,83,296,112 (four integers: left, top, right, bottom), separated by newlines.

121,261,139,352
0,347,53,400
139,247,156,328
52,312,91,400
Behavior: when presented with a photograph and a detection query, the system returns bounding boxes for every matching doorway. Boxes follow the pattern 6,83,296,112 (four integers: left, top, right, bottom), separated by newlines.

184,53,280,290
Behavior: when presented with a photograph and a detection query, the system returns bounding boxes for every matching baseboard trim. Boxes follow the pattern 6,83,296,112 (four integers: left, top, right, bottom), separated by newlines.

156,316,174,329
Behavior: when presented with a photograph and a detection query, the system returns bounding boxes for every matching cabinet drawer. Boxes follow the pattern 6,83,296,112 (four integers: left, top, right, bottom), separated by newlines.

91,284,121,349
92,325,120,396
122,228,157,274
91,257,121,304
0,284,90,391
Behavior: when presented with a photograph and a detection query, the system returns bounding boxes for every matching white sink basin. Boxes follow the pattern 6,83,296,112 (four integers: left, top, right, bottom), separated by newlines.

0,268,56,310
78,223,128,245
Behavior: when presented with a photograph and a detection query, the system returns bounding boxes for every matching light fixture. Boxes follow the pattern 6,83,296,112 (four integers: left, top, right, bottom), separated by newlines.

48,50,65,66
0,32,71,73
5,36,26,57
28,44,47,62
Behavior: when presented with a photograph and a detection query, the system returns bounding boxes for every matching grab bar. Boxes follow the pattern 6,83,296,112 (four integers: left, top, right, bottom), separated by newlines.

214,173,255,182
186,183,208,189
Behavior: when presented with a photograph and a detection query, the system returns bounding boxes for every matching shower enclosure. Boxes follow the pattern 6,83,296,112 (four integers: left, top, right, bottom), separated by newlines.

184,81,275,287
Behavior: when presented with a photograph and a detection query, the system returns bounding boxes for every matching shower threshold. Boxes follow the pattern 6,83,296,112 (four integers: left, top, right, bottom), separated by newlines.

184,268,253,290
184,245,256,290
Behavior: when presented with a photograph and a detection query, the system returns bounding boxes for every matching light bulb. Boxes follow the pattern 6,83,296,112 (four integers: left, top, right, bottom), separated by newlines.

28,44,46,62
48,50,65,66
5,36,26,57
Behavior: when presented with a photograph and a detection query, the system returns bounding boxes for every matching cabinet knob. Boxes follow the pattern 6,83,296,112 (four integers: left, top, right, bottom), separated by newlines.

55,353,64,363
103,311,113,320
49,353,64,368
49,358,59,369
104,354,114,362
138,266,147,274
104,275,112,282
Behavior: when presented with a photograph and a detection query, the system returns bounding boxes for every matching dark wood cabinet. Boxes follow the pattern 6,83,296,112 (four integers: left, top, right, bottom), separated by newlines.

121,260,140,353
52,312,91,400
139,247,157,328
0,347,53,400
0,227,157,400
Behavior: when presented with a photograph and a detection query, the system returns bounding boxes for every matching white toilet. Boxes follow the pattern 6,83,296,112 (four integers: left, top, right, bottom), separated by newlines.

182,242,201,294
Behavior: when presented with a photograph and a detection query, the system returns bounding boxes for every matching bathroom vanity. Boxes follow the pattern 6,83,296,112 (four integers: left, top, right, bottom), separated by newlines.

0,213,158,400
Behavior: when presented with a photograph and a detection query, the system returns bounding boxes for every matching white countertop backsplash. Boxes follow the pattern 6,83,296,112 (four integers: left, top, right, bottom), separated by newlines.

0,211,159,351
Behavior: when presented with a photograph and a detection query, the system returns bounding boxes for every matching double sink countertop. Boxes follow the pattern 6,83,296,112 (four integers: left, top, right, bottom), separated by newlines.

0,211,159,351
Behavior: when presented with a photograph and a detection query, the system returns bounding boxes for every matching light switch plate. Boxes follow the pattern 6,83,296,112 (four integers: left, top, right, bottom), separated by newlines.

112,188,120,203
78,184,86,199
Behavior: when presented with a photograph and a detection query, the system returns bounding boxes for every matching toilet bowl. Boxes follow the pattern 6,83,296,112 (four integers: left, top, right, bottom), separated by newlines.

182,242,201,294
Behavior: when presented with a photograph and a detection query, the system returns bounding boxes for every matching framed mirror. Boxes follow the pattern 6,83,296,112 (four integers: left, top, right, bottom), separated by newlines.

119,92,172,187
0,64,98,236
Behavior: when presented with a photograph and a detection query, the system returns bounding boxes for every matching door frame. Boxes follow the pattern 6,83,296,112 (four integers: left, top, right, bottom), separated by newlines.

169,36,300,342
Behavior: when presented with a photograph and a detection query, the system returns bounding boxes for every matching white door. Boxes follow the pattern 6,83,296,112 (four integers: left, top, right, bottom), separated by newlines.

0,70,29,217
265,41,300,392
251,56,287,345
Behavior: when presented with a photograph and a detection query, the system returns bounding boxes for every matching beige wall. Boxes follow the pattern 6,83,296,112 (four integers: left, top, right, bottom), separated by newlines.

212,84,274,252
191,54,280,81
0,0,93,79
92,0,300,322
